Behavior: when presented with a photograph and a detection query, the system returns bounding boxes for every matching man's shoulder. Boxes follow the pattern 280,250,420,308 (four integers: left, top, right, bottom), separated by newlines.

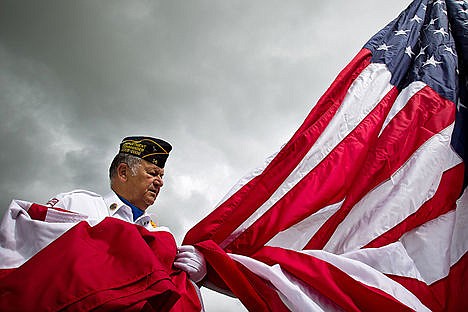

46,189,104,207
57,189,102,197
47,189,110,220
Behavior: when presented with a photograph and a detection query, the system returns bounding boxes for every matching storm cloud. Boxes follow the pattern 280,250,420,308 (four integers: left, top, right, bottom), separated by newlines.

0,0,411,310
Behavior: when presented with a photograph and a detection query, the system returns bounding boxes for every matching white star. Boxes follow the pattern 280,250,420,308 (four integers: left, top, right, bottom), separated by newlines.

416,45,428,58
395,29,410,36
411,15,423,23
377,43,392,51
434,0,445,4
433,27,449,37
460,8,468,15
455,1,466,5
444,45,457,56
405,46,415,57
423,55,442,67
443,9,448,15
428,18,439,26
423,4,427,11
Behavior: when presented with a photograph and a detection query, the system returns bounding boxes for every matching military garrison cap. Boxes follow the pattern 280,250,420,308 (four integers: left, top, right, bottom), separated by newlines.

119,136,172,168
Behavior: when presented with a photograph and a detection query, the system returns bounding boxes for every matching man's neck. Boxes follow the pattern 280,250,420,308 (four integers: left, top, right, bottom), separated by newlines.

115,193,144,221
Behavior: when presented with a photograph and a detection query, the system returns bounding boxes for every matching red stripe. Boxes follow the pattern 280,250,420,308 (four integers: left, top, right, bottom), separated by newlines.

51,207,77,213
195,240,289,311
0,268,14,279
388,252,468,312
428,252,468,312
365,163,464,248
306,86,457,250
225,86,398,254
253,246,415,312
183,49,373,246
288,49,373,143
387,275,442,312
27,203,49,221
0,218,197,311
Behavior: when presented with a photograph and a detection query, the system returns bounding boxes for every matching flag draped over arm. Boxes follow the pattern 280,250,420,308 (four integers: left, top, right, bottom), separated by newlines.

184,0,468,310
0,201,202,311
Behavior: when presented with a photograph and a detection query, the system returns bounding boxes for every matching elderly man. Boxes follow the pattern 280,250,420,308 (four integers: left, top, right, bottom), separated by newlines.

0,136,207,311
46,136,207,283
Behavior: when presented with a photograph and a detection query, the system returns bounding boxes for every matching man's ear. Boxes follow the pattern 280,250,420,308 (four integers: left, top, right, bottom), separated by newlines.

116,163,129,182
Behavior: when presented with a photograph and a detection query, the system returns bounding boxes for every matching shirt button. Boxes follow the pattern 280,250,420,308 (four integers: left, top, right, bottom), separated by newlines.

109,203,118,210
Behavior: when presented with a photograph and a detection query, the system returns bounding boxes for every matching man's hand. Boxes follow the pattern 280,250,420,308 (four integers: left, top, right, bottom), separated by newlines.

174,245,207,283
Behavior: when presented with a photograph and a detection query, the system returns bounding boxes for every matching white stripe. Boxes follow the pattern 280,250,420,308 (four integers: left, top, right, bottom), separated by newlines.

400,187,468,284
401,211,455,284
263,82,425,252
451,187,468,266
379,81,426,136
0,200,75,269
341,242,425,281
45,209,88,223
221,63,393,248
265,200,344,250
324,123,462,254
300,249,431,311
229,253,344,312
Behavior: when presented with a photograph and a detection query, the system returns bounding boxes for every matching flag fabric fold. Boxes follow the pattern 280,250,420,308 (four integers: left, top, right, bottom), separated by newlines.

184,0,468,310
0,201,201,311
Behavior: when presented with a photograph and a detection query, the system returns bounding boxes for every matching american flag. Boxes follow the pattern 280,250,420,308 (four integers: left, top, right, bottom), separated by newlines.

184,0,468,310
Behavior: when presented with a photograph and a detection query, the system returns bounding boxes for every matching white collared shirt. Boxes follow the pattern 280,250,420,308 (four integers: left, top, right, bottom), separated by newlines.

46,189,170,233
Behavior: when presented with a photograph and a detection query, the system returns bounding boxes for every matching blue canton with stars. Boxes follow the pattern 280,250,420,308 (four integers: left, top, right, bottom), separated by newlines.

364,0,468,187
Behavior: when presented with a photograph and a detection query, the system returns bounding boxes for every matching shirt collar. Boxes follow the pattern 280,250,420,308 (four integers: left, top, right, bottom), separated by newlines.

103,192,124,215
116,194,144,221
102,192,130,216
103,192,151,224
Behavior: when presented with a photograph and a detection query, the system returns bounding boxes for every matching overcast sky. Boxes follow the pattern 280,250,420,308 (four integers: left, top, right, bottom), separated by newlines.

0,0,412,310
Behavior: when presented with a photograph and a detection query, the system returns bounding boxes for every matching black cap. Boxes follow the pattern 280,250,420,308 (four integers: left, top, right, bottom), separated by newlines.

119,136,172,168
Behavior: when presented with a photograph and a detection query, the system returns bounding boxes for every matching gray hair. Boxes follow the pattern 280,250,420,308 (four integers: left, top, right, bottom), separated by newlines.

109,153,142,180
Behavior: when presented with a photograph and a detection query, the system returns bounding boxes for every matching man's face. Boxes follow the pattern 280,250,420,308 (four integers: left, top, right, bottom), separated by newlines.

125,160,165,210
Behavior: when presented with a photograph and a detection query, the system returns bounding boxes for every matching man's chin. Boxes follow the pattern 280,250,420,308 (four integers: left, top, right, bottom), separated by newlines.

145,193,158,206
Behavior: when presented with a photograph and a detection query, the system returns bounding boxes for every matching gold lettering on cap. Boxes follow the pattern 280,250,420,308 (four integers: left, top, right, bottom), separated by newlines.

121,142,145,156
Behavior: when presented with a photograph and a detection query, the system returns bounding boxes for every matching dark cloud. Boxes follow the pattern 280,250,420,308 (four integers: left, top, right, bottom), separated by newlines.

0,0,411,310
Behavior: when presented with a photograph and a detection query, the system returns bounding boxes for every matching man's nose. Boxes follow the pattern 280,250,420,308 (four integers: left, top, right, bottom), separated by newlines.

153,176,164,187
